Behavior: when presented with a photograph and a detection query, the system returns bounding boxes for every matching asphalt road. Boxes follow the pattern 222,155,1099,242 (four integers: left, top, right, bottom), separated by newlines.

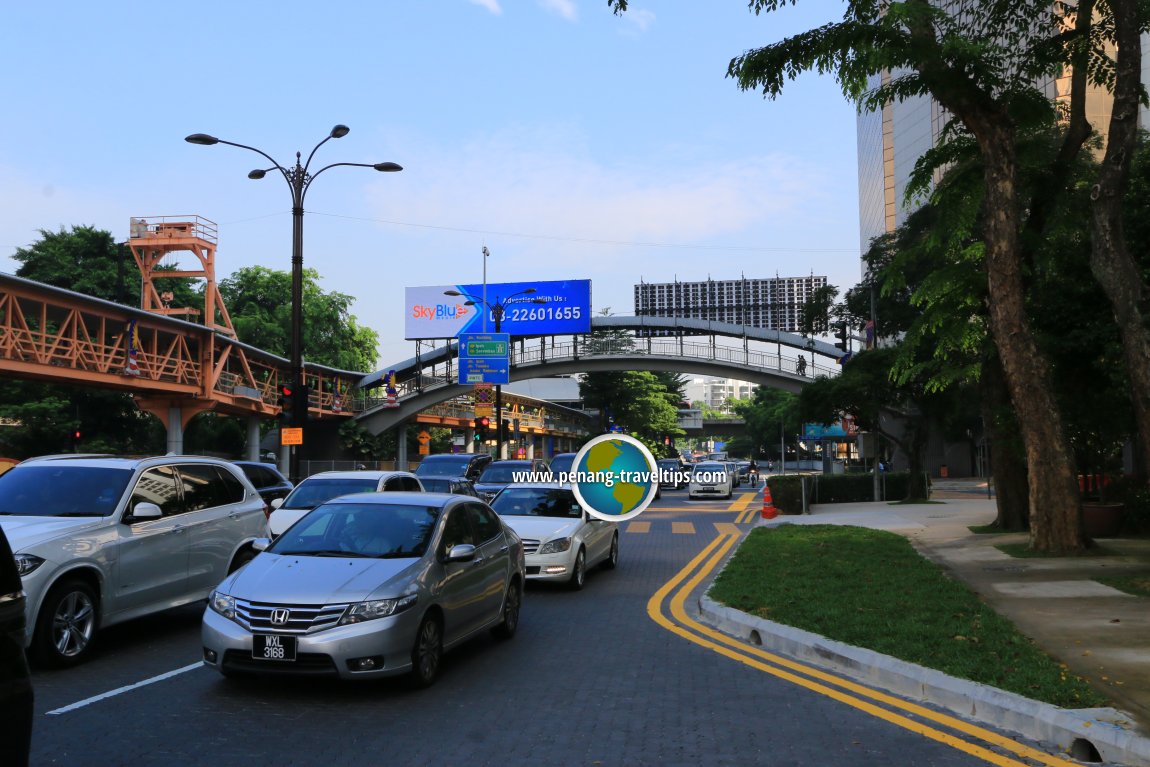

26,489,1062,767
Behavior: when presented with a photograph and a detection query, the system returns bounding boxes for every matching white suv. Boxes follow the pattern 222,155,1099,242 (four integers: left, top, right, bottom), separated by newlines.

267,470,425,537
0,455,267,666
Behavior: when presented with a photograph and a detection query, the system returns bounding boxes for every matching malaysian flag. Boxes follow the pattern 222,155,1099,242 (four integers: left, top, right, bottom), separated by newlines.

124,319,141,376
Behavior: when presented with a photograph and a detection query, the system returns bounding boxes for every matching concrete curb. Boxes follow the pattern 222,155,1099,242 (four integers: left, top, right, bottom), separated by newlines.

698,594,1150,766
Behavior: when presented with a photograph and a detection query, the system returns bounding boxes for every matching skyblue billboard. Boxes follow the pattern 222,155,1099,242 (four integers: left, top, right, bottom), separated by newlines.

405,279,592,339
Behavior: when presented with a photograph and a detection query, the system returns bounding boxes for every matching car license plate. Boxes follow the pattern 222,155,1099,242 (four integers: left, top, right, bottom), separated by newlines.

701,486,716,492
253,634,297,662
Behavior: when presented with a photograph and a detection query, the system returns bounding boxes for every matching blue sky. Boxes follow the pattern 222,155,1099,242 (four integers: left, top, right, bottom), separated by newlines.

0,1,861,368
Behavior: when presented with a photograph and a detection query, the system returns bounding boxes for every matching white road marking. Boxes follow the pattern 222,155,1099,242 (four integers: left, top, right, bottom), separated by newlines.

46,662,202,715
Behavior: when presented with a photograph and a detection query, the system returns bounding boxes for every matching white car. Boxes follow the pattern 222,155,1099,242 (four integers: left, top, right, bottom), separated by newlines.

687,461,734,500
0,454,267,666
267,470,423,538
489,483,617,589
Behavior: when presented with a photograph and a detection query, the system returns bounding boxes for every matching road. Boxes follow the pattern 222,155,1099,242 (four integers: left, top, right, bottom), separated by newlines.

27,489,1066,767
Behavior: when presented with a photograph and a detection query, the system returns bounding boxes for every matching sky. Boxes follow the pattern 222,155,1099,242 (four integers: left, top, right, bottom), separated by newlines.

0,1,862,369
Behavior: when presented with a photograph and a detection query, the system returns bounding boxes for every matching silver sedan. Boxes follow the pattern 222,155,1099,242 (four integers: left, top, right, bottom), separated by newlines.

202,492,525,685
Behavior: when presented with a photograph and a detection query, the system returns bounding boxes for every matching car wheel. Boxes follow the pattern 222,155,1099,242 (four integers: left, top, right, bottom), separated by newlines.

491,580,522,640
601,532,619,571
409,613,443,688
33,579,98,668
228,546,256,574
568,548,586,591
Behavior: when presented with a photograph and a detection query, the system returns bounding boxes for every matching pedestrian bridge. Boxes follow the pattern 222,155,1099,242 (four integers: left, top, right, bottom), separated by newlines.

356,330,840,434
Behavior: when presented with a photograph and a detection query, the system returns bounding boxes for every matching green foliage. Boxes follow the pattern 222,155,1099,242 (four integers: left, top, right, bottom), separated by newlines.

12,226,139,304
731,388,800,461
765,475,806,515
219,266,380,371
708,525,1106,709
811,472,911,504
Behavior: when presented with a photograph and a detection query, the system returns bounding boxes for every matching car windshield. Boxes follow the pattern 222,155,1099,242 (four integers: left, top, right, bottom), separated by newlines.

415,459,471,477
477,464,533,484
271,501,440,559
548,455,576,476
0,465,133,517
491,488,581,518
692,463,726,475
281,478,378,510
419,478,460,493
657,460,680,470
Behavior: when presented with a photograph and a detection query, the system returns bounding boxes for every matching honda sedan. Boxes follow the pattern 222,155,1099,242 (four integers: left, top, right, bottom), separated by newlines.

202,492,525,685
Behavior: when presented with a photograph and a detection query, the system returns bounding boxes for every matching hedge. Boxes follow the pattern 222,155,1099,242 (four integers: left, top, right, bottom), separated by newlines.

766,471,911,513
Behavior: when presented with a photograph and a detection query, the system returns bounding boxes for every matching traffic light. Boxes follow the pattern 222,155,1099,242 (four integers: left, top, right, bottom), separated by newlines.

278,382,295,424
474,416,490,440
293,385,311,427
834,322,849,352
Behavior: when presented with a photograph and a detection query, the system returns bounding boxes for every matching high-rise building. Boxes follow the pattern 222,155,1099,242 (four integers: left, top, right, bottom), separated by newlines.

684,376,757,413
857,14,1150,258
633,275,827,336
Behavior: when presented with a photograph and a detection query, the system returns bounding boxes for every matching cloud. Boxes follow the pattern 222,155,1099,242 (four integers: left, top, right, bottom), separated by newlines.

467,0,502,15
538,0,577,21
623,9,655,32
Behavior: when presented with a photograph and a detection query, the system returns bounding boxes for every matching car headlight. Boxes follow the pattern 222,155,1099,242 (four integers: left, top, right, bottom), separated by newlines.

340,594,418,624
13,554,44,577
538,537,572,555
209,591,236,620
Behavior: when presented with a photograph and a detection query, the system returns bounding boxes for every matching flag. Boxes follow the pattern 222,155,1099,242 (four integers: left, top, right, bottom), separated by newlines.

865,319,875,350
124,319,141,376
384,369,399,408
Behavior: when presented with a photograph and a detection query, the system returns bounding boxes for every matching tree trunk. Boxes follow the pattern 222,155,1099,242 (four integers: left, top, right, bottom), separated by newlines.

981,354,1028,530
903,418,930,500
976,128,1086,553
1088,0,1150,486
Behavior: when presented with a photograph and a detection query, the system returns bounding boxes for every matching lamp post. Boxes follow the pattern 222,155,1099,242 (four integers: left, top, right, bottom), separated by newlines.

186,125,402,482
444,287,547,459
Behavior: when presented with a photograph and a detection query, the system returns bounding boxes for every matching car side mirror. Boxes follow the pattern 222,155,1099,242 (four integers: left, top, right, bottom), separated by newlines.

252,537,270,552
127,502,162,522
444,543,477,563
270,498,284,510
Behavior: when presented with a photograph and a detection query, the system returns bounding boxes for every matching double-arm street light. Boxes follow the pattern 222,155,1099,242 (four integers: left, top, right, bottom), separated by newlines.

186,125,402,482
444,288,548,459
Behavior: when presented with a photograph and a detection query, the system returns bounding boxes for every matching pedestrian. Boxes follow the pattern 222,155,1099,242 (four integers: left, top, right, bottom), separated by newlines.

795,356,807,376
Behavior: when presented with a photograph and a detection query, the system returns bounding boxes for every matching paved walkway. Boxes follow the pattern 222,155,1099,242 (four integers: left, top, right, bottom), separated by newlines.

743,480,1150,763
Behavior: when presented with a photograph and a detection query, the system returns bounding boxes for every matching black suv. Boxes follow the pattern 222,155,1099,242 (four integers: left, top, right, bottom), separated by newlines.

415,453,493,482
0,525,32,766
233,460,294,506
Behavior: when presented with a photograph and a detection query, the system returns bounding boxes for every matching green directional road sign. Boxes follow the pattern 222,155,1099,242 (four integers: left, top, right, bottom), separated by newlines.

458,332,511,385
465,339,508,357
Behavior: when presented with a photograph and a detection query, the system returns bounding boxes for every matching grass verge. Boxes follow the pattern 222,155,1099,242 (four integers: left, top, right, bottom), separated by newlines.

709,525,1106,709
1097,575,1150,597
995,542,1119,558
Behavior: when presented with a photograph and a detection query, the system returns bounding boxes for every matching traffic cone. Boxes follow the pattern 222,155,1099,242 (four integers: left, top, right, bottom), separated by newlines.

762,485,779,519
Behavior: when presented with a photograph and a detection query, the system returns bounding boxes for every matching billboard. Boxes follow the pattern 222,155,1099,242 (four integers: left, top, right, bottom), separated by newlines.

405,279,592,340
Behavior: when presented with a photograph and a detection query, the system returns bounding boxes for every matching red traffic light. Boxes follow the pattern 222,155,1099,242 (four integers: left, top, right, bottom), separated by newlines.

73,430,81,440
280,384,293,397
479,416,490,428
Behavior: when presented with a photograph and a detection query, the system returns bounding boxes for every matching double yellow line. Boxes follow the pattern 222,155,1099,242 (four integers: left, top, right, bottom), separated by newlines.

647,529,1081,767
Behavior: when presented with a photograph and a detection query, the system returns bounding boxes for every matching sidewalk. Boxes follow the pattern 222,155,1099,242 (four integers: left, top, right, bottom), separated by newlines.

707,480,1150,765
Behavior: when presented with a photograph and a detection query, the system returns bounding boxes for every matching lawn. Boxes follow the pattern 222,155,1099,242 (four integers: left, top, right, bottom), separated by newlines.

708,524,1106,709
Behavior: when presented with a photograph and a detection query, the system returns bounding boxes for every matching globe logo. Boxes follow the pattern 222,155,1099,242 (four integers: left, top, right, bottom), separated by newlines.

570,434,659,522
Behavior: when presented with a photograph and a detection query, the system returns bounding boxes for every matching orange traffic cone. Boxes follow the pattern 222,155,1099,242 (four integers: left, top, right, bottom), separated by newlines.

762,486,779,519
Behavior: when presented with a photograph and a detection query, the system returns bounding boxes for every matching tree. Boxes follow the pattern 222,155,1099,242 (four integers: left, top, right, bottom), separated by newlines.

607,0,1119,552
219,266,380,371
732,387,801,464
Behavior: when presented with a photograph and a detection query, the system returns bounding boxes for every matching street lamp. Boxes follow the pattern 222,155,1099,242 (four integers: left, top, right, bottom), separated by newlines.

186,125,402,482
444,287,548,459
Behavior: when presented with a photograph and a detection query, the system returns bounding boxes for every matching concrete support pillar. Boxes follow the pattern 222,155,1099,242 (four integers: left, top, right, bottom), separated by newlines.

397,423,409,471
245,416,261,461
526,437,535,460
466,429,475,453
166,406,184,454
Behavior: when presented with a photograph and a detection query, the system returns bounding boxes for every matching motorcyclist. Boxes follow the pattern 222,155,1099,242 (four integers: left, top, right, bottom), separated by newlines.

748,459,759,487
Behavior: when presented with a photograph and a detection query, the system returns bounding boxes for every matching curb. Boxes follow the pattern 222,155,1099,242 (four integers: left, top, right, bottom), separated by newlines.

698,595,1150,766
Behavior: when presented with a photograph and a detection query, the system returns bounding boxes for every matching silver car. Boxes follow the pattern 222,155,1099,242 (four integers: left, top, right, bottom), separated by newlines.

0,455,267,666
489,484,617,590
202,492,525,685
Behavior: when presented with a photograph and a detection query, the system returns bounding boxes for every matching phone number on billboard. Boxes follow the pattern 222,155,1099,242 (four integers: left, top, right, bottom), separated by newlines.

498,306,583,322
